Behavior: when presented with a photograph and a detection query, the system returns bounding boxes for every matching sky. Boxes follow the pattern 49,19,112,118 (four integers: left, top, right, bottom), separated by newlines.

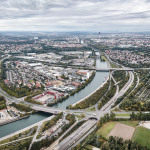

0,0,150,32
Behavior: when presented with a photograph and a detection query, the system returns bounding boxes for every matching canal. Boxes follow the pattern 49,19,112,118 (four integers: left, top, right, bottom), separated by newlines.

53,53,109,109
0,112,51,138
0,52,108,138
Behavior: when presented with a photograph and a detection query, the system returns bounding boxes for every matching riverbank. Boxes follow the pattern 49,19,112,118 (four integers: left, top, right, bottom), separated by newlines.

71,52,110,107
0,115,54,141
71,74,109,107
0,112,52,139
0,52,109,139
0,115,29,126
48,71,96,107
53,53,109,109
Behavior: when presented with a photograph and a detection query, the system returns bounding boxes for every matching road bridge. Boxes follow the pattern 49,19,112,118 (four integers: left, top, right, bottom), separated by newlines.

96,68,134,71
31,105,63,114
96,67,150,71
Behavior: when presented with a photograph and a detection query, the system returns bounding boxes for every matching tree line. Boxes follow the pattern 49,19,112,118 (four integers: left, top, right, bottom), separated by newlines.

0,95,6,110
118,72,129,90
0,81,34,98
41,112,63,132
98,80,116,110
120,100,150,111
10,102,32,112
101,136,149,150
67,81,109,109
130,112,150,121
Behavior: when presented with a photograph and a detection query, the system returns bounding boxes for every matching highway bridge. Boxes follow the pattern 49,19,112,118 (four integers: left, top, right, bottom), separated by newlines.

31,105,63,114
96,68,134,72
95,67,150,71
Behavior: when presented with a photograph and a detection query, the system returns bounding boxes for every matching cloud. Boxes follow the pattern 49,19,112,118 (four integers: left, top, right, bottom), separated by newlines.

0,0,150,32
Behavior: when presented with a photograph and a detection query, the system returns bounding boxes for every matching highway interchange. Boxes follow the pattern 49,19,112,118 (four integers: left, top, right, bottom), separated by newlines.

100,71,134,111
0,69,135,150
0,54,141,150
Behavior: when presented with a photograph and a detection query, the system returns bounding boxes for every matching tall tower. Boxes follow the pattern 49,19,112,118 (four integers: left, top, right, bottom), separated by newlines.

98,32,100,41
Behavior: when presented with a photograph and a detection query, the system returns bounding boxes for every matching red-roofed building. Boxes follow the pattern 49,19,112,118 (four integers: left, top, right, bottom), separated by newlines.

36,81,41,88
4,79,10,86
71,81,81,87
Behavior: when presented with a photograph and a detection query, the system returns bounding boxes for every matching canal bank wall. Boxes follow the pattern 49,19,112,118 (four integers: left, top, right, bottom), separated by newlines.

0,115,54,141
0,115,30,126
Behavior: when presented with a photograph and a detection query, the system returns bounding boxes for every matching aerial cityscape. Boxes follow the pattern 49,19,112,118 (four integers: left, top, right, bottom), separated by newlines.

0,0,150,150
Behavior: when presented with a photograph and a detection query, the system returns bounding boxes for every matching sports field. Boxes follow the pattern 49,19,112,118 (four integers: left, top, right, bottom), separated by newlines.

108,123,135,140
97,121,150,149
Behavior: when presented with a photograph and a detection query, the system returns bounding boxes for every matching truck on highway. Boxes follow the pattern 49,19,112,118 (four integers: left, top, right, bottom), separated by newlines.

82,124,86,128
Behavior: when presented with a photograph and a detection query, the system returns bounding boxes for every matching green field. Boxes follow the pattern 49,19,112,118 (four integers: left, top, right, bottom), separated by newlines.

96,122,117,139
119,121,139,127
85,107,96,112
115,113,130,117
133,126,150,148
83,145,100,150
75,114,85,121
101,55,108,61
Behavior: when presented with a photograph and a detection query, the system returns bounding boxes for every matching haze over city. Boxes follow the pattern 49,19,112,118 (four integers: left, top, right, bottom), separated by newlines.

0,0,150,150
1,0,150,32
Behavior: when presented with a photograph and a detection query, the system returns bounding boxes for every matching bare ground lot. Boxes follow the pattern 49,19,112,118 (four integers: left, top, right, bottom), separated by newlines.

140,121,150,129
108,123,135,140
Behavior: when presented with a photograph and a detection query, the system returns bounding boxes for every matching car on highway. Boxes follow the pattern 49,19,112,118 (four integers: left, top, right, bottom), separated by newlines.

93,113,96,116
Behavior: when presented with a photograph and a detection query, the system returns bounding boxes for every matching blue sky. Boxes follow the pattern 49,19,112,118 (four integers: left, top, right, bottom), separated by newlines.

0,0,150,32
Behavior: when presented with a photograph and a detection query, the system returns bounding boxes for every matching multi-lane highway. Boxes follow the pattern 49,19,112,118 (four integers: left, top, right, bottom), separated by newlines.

58,119,97,150
0,55,137,150
100,71,134,111
0,69,136,150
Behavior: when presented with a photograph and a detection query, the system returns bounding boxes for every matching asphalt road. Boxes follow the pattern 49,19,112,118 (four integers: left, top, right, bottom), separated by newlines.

0,47,147,150
0,58,136,150
0,135,33,147
101,71,134,111
58,119,97,150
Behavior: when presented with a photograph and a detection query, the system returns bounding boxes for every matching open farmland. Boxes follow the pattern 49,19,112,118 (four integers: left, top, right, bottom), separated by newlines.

108,123,135,140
